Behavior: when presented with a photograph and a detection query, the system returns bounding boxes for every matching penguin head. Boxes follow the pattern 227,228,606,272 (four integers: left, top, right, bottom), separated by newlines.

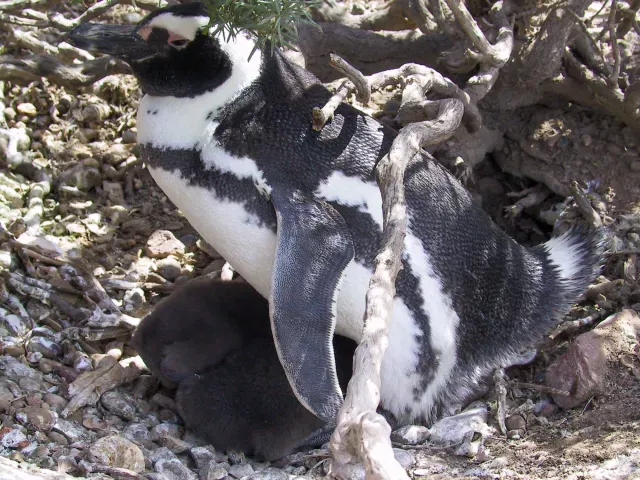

68,3,262,98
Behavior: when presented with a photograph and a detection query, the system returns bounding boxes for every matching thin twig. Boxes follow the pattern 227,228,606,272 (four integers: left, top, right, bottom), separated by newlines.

570,180,602,228
494,368,508,436
508,381,571,397
607,0,621,88
48,0,122,30
312,80,351,131
549,309,609,340
329,53,371,104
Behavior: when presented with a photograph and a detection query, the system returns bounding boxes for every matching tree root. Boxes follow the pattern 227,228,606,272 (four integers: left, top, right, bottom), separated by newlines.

493,368,508,436
548,309,610,340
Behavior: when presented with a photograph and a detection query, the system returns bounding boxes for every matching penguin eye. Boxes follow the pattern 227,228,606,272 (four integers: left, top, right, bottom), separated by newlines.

169,38,189,48
167,32,189,49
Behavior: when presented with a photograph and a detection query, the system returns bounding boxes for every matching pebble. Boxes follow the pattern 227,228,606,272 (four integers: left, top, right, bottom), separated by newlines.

146,230,186,259
0,250,12,269
3,314,30,338
124,422,154,449
0,355,43,385
245,467,288,480
73,355,92,373
228,463,254,479
156,458,199,480
150,446,179,465
17,103,37,117
18,377,42,393
88,435,145,473
20,406,57,431
101,390,137,420
47,431,69,446
546,309,640,409
428,402,493,446
203,463,228,480
391,425,430,445
152,422,184,441
103,181,126,205
393,448,415,469
122,129,137,144
156,256,183,281
160,435,192,454
82,415,107,431
0,426,27,448
505,414,526,431
190,445,217,470
53,419,91,444
60,164,102,192
26,336,62,359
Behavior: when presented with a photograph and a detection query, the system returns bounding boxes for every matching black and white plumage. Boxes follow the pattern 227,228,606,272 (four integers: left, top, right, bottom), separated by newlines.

132,277,356,460
69,3,601,430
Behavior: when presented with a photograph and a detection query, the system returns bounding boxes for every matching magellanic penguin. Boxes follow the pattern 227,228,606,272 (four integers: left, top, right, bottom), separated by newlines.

69,3,602,429
132,277,356,460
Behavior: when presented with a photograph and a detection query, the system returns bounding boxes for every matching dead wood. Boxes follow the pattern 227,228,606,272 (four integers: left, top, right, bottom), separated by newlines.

570,181,603,229
0,54,131,88
494,368,508,436
329,89,463,479
297,22,452,81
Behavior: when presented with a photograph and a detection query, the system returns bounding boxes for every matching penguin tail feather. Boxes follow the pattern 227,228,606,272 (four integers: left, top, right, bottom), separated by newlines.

539,225,606,300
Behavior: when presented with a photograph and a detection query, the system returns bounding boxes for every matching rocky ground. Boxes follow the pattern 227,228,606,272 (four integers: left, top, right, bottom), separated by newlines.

0,4,639,480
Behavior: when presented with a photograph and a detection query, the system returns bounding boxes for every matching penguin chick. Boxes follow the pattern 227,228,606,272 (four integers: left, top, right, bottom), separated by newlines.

132,276,356,460
176,334,356,461
132,277,271,387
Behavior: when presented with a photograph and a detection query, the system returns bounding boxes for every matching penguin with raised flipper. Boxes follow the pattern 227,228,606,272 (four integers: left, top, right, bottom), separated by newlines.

133,277,356,460
70,2,601,438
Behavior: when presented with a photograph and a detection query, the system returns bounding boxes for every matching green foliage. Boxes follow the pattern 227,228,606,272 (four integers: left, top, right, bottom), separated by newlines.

200,0,320,57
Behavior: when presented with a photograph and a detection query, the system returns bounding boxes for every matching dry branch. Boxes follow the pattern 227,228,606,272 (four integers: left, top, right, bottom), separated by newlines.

312,80,351,131
329,96,463,479
329,53,371,104
570,181,602,228
607,0,621,88
0,54,131,88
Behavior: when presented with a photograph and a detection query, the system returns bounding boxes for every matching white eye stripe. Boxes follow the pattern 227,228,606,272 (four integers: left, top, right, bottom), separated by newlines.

146,13,209,41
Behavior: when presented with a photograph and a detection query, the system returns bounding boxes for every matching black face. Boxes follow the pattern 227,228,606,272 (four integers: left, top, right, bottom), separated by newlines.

67,3,233,98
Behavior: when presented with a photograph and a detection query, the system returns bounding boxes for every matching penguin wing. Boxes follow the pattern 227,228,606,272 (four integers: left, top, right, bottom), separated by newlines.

270,187,354,423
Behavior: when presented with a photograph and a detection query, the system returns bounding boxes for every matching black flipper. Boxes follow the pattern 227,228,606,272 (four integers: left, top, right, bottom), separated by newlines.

270,188,355,423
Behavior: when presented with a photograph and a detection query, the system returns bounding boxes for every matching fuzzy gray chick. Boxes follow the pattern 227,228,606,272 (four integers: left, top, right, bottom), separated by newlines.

69,2,601,437
132,277,356,460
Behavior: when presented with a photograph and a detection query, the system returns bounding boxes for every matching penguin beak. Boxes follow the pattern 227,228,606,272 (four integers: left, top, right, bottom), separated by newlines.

67,23,156,62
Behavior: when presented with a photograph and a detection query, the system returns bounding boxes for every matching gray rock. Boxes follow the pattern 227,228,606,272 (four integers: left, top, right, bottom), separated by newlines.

155,458,199,480
228,463,254,479
428,402,493,446
0,426,27,447
156,256,183,281
122,130,137,144
390,425,430,445
160,435,192,454
26,336,62,359
59,164,102,192
44,393,68,413
0,354,44,383
18,377,43,393
245,467,289,480
47,431,69,446
19,406,57,431
146,474,171,480
201,460,227,480
1,336,24,357
152,422,183,441
0,250,11,269
145,230,185,259
103,181,126,205
505,414,526,431
190,446,217,470
53,419,91,444
88,435,145,473
3,313,29,337
150,446,178,465
101,390,137,420
26,351,42,363
124,422,154,449
393,448,415,469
